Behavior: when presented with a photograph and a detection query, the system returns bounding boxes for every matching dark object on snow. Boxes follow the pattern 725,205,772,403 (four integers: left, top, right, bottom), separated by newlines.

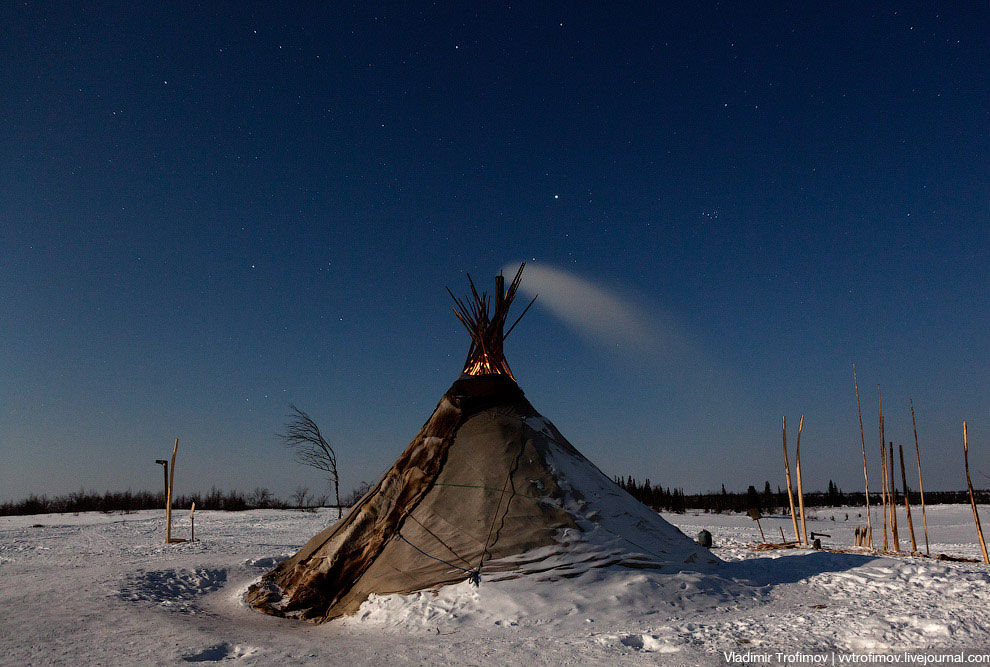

813,538,822,549
697,529,713,548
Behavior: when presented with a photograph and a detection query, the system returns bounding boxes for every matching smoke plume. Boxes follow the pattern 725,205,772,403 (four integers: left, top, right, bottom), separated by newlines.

508,263,682,361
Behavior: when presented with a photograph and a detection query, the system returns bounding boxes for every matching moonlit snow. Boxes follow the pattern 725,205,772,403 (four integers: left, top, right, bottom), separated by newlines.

2,505,990,664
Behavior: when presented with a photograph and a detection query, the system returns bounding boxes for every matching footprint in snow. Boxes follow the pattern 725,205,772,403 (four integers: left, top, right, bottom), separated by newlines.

181,643,257,662
117,568,227,612
617,634,680,653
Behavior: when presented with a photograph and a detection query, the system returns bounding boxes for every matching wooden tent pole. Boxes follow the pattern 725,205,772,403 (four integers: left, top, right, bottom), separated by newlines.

795,415,808,546
853,365,873,549
879,427,889,550
899,444,917,553
911,399,930,555
165,438,179,544
878,386,889,550
888,441,900,551
963,422,989,564
782,416,800,543
166,438,178,544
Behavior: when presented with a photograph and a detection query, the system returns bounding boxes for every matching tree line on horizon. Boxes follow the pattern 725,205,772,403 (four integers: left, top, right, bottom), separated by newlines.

614,476,990,514
0,485,371,517
4,477,989,518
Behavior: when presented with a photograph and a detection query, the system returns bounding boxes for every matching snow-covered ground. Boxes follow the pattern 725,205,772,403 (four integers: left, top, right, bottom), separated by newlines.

2,504,989,665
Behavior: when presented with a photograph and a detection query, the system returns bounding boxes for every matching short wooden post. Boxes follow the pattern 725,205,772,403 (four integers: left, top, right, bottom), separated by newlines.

911,399,930,555
166,438,178,544
963,422,988,564
899,444,917,553
782,416,800,543
189,502,196,542
795,415,808,546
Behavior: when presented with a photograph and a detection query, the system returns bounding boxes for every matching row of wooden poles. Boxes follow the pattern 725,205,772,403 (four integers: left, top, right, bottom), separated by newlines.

779,365,988,563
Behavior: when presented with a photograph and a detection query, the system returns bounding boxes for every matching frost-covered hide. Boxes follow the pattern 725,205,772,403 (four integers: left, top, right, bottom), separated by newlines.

246,375,718,623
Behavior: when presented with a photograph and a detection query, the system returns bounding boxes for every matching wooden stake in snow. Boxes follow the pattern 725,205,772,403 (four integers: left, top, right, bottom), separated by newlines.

189,502,196,542
853,365,873,549
899,444,917,553
963,422,989,564
795,415,808,546
782,416,800,543
165,438,178,544
888,440,900,551
748,508,766,543
881,444,891,550
878,386,889,551
911,398,930,555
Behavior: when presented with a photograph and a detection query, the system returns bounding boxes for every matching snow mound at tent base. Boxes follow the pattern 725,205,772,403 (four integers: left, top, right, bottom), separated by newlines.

342,565,759,631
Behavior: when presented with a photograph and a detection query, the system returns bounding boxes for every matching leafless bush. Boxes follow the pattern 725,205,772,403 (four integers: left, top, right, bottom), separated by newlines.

291,486,311,509
343,481,372,507
249,487,275,509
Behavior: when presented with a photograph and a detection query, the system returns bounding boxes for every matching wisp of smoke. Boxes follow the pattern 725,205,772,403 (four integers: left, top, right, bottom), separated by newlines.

508,263,678,361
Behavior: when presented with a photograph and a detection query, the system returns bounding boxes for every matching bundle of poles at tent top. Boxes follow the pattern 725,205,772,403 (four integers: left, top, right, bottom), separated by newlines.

446,263,537,379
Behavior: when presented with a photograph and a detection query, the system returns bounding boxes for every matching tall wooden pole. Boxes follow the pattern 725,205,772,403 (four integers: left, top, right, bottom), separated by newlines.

963,422,989,564
782,416,800,543
888,440,900,551
879,439,888,550
880,428,890,551
911,399,930,555
879,386,889,550
853,365,873,549
166,438,178,544
795,415,808,546
899,444,917,553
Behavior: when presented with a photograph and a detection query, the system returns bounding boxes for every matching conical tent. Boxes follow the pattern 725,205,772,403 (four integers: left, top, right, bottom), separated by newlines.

247,265,716,623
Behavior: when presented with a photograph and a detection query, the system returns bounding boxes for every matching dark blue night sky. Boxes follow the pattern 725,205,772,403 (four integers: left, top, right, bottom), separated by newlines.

1,2,986,501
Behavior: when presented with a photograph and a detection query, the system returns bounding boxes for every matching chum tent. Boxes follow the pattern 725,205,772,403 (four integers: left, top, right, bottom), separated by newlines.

247,265,718,622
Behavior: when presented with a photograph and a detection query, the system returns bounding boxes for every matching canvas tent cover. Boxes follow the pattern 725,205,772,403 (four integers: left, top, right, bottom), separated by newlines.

247,374,717,623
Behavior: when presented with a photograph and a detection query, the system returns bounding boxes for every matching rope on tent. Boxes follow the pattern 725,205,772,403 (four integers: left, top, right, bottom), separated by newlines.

396,531,481,586
478,471,512,574
405,511,476,571
475,447,523,579
433,483,675,566
433,482,545,501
